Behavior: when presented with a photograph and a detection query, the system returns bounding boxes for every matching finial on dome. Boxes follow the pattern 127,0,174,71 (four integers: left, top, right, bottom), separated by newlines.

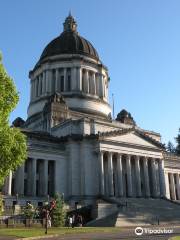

69,10,72,17
63,12,77,32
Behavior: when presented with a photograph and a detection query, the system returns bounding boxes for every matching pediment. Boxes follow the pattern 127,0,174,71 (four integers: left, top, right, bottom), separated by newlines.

104,132,161,149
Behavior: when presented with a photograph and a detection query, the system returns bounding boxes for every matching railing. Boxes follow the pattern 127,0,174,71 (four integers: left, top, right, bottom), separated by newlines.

0,218,44,227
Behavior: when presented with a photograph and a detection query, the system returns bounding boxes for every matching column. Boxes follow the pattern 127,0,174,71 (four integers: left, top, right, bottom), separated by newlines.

64,68,67,91
35,78,38,97
151,158,158,197
85,70,89,93
92,72,96,95
45,69,52,94
126,155,133,197
99,74,104,97
164,172,170,199
38,76,41,96
42,160,48,196
31,158,37,196
7,170,12,195
169,173,176,200
108,152,113,196
95,74,99,96
34,80,36,98
42,71,46,94
55,69,59,92
155,159,161,197
117,153,123,197
99,151,104,196
135,156,142,197
77,67,82,91
15,165,24,195
45,70,49,94
30,80,33,100
71,67,77,90
159,159,166,198
175,174,180,200
143,157,150,197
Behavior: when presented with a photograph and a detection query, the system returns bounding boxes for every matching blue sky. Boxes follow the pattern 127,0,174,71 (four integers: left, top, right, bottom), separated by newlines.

1,0,180,145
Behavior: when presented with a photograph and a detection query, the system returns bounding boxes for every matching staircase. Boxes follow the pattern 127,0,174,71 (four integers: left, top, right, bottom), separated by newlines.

87,198,180,226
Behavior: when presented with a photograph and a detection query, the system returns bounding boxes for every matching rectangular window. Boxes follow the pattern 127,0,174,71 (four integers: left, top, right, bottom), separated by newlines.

24,179,27,196
60,76,64,92
67,75,71,91
52,70,56,92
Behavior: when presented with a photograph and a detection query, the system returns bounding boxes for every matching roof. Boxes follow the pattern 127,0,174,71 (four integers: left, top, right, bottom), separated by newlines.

36,14,99,67
96,127,166,149
22,127,165,150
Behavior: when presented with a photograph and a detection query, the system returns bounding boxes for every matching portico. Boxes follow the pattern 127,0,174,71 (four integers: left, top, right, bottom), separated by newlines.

99,151,166,199
5,157,56,198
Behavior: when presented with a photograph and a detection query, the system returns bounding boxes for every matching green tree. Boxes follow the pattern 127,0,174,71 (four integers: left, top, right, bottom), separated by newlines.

0,53,27,186
166,141,176,153
0,193,2,215
51,193,65,227
175,128,180,155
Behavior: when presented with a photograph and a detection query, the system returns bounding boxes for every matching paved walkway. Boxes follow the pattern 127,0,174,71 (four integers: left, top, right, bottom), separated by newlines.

0,237,18,240
39,227,180,240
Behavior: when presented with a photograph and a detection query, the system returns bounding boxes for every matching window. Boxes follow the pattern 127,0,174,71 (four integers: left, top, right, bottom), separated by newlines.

52,70,56,92
67,75,71,91
60,76,64,92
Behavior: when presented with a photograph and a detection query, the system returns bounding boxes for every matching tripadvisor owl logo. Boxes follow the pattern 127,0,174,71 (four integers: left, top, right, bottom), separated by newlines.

135,227,143,235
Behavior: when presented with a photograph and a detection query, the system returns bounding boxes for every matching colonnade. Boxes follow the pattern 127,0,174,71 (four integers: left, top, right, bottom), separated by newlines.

5,158,55,197
165,172,180,200
30,67,108,101
99,151,166,198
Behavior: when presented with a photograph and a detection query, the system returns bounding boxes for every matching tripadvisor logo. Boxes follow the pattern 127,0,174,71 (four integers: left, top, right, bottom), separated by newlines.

135,227,173,236
135,227,143,236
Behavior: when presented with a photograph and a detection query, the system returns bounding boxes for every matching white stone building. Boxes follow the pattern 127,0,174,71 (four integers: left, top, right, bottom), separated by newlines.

3,14,180,214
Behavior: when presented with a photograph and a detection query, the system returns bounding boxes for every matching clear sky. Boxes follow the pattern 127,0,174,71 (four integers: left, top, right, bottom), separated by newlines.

1,0,180,145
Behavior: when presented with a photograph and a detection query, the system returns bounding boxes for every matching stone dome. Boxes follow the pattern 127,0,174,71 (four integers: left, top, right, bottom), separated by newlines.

38,13,99,64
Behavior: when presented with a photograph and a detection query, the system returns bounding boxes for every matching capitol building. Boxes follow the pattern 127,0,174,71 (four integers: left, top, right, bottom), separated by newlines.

3,14,180,225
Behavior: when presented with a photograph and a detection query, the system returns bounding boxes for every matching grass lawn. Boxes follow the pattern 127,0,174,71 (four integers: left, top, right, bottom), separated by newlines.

171,237,180,240
0,227,121,238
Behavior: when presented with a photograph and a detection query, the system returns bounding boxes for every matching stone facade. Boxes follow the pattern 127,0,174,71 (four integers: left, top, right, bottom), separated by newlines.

3,14,180,208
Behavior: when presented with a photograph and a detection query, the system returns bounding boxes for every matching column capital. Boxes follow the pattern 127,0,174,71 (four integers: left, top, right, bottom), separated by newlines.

135,155,140,160
126,154,131,160
117,152,122,158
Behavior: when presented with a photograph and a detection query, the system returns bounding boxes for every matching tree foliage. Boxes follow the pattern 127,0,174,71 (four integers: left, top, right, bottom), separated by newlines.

0,53,27,186
23,203,35,219
166,141,176,153
51,193,65,227
175,128,180,155
0,194,2,215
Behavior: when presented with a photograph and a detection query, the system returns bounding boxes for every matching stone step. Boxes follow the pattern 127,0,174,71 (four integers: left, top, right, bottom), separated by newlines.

88,198,180,227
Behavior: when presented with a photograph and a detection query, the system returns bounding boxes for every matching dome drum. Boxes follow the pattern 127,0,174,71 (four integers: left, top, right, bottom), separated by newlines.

28,14,111,121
